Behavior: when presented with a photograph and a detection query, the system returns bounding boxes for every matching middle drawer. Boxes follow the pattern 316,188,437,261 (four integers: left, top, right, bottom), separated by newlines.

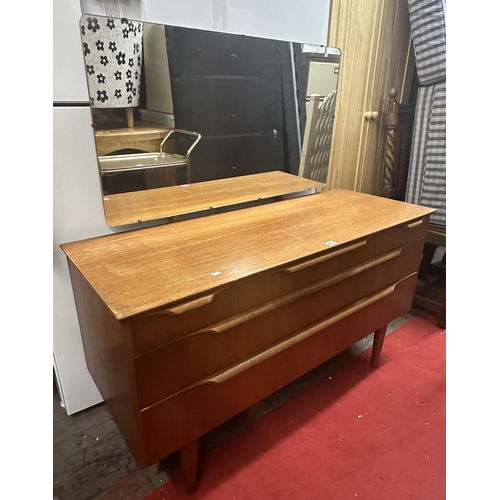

134,238,424,409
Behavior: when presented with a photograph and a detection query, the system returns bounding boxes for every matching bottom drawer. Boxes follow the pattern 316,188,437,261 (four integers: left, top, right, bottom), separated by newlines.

139,272,418,465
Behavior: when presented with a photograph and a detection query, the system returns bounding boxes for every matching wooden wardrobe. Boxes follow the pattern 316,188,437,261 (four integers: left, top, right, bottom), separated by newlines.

326,0,415,196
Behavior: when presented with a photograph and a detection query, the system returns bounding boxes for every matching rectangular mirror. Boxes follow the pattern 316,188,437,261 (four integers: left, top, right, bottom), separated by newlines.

79,15,341,227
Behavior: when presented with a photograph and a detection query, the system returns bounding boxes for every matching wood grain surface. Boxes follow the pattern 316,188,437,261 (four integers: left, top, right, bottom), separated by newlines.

139,273,418,464
102,171,323,227
327,0,414,195
61,189,434,321
94,124,173,156
133,240,424,408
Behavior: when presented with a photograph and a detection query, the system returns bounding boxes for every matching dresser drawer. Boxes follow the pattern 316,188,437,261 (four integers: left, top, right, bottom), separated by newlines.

140,271,419,464
130,284,235,356
134,238,424,408
236,217,428,313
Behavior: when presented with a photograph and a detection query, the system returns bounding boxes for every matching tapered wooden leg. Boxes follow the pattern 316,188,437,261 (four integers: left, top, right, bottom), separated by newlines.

180,439,199,494
371,324,388,368
126,107,134,128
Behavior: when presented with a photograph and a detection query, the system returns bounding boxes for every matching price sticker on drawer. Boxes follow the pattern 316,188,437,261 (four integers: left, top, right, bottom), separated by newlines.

324,240,337,247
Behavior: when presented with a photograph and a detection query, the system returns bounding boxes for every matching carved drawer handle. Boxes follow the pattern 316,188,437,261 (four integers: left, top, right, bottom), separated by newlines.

202,276,413,386
144,286,232,317
279,239,368,274
405,219,424,229
157,294,216,316
190,246,405,338
143,273,417,408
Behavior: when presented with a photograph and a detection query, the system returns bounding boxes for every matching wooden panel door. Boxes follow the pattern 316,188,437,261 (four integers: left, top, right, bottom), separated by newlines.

326,0,414,195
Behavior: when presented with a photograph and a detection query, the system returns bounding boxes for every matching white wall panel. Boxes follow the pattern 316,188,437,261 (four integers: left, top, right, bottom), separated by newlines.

53,0,89,102
221,0,330,44
53,106,112,414
143,0,213,29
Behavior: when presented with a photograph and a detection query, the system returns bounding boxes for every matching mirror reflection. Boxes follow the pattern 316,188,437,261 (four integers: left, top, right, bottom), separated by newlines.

79,15,340,224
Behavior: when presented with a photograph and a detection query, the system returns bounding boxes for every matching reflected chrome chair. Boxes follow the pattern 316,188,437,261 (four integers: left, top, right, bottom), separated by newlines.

159,129,202,183
98,129,202,194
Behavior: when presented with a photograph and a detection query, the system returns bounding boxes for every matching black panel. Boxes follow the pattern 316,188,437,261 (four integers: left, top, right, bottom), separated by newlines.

164,26,302,178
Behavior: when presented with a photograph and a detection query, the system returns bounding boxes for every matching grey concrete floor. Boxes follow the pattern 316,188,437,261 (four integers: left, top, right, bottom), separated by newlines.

53,311,414,500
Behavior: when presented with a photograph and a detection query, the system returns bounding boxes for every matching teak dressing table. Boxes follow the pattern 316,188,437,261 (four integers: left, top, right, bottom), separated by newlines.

61,185,434,493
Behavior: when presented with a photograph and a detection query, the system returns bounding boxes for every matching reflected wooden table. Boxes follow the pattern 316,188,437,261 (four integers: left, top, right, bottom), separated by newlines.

94,123,173,156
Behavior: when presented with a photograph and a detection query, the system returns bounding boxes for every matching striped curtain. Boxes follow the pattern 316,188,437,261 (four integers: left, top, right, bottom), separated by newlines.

405,0,446,227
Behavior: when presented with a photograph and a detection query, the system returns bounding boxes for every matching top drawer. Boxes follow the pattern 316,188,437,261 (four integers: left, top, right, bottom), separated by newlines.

236,217,428,313
130,284,235,356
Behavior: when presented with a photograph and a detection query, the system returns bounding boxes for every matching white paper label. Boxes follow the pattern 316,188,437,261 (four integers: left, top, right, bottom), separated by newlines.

324,240,337,247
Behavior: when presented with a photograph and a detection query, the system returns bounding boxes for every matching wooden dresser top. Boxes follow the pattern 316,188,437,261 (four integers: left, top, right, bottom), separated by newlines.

61,189,434,321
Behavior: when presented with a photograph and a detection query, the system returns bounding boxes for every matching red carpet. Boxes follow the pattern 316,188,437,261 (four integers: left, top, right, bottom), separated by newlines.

144,315,446,500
